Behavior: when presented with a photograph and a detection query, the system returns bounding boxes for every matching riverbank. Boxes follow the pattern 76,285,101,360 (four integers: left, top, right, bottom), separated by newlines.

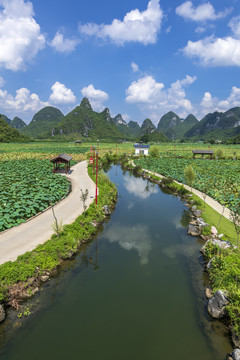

126,160,240,359
0,164,117,317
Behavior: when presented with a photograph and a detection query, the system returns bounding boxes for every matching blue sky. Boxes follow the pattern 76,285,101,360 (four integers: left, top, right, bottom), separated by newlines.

0,0,240,125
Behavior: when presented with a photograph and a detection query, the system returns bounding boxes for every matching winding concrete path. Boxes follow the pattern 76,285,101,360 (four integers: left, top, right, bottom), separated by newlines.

0,161,96,265
145,169,232,221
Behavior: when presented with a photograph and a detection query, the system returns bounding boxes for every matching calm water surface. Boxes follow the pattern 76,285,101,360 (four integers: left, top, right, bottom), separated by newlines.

0,165,232,359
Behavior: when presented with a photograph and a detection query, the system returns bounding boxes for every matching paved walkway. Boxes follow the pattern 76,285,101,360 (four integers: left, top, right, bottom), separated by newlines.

0,161,96,265
145,169,232,221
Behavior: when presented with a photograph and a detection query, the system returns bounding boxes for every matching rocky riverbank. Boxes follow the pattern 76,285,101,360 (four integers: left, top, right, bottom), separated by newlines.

139,169,240,360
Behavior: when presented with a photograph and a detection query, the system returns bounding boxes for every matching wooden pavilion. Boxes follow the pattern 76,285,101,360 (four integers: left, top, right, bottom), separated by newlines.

50,153,72,174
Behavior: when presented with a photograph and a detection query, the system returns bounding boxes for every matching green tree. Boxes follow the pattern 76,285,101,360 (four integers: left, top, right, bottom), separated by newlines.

184,165,196,191
150,146,160,158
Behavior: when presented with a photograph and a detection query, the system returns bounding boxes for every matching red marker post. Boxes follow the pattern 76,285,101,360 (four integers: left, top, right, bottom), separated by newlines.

93,146,95,175
95,152,98,205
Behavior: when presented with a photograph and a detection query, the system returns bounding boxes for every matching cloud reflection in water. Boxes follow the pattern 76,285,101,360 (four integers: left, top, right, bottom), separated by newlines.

104,223,152,265
123,177,158,199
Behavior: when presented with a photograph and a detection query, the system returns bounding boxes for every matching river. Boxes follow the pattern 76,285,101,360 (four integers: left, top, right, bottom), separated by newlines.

0,164,232,359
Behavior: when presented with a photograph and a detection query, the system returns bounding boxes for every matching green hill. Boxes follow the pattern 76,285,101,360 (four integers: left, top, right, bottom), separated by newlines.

185,107,240,140
21,106,64,138
138,129,170,143
11,116,26,130
0,116,30,142
139,118,156,136
0,114,11,125
157,112,198,139
51,98,125,140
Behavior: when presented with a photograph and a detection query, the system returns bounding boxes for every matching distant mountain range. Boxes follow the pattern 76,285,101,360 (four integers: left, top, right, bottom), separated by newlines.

1,99,240,142
20,106,64,138
0,116,30,142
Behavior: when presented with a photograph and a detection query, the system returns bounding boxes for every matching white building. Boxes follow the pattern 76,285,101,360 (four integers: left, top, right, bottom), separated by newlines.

134,144,150,156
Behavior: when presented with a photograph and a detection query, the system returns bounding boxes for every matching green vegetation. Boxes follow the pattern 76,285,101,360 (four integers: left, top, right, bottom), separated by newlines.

136,157,240,212
204,244,240,335
0,116,30,143
0,159,70,231
21,106,64,138
135,158,240,336
157,111,198,140
185,107,240,141
184,164,196,190
11,117,26,130
0,165,117,304
50,98,124,140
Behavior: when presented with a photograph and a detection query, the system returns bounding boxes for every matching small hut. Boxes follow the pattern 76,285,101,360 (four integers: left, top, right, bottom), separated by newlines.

134,144,150,156
50,153,72,174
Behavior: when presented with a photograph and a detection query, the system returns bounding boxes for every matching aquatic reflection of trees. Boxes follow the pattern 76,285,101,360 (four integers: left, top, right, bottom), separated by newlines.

180,209,191,228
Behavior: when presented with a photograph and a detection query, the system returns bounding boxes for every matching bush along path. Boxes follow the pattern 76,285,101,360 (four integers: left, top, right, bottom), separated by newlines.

0,163,117,324
126,161,240,360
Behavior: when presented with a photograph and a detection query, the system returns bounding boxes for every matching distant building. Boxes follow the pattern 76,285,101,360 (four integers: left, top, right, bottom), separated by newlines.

134,144,150,156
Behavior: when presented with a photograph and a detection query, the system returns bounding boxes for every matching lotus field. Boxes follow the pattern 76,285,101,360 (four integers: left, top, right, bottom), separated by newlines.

0,159,70,232
136,158,240,212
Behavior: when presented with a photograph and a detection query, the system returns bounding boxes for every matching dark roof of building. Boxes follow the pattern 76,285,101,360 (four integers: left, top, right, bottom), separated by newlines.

134,144,150,149
192,150,214,154
50,153,73,162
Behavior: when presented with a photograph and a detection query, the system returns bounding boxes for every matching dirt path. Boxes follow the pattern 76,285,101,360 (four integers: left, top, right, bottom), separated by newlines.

0,161,96,265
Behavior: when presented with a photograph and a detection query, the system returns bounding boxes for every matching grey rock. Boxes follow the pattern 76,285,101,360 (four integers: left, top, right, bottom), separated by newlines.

205,288,212,299
191,205,197,211
188,224,201,236
40,275,49,282
208,290,228,318
102,205,111,215
201,238,232,253
232,349,240,360
197,217,208,228
232,333,240,347
194,210,202,217
0,305,5,323
206,258,213,270
211,226,218,236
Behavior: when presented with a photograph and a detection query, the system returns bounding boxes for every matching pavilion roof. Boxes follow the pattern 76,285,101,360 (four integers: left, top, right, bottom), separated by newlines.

50,153,73,162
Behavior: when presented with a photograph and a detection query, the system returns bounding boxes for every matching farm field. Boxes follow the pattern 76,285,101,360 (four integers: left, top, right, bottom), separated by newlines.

0,159,70,232
0,141,240,160
135,157,240,212
0,141,239,232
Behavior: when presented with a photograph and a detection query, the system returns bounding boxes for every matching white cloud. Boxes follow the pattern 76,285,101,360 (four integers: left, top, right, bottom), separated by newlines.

125,75,196,120
199,87,240,117
50,31,79,53
81,84,109,111
182,36,240,66
79,0,163,45
165,26,171,34
0,0,45,71
0,87,48,115
131,62,139,72
0,76,4,87
195,26,206,34
49,82,76,105
229,16,240,38
126,76,164,104
176,1,231,22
